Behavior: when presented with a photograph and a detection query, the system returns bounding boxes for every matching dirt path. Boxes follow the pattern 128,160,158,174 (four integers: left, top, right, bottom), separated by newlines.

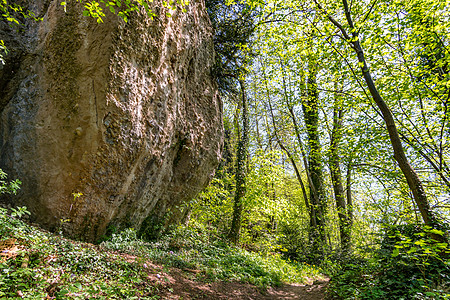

153,268,329,300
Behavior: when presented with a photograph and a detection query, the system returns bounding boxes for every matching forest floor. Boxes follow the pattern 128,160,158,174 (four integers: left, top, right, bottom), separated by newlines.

155,267,329,299
128,255,330,300
1,209,328,299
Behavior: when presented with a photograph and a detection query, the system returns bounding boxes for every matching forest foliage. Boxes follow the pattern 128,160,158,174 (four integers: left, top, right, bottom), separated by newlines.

1,0,450,298
191,0,450,298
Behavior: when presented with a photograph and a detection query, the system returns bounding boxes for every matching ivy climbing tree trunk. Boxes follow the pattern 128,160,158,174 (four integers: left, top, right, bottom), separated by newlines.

278,59,323,244
228,79,249,244
301,56,327,251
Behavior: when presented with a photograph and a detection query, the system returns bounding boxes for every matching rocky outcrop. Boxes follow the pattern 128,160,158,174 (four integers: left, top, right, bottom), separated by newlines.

0,0,223,240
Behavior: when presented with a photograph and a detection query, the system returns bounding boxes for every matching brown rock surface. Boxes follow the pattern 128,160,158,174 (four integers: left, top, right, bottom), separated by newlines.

0,0,223,240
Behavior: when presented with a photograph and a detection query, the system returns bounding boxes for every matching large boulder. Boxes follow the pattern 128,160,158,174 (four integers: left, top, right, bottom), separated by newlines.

0,0,223,241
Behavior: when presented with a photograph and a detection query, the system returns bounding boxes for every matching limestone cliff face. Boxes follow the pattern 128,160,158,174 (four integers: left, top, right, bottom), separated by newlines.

0,0,223,240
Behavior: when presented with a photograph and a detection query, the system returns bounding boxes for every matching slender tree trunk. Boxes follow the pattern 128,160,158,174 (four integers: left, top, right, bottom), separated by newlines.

228,79,249,244
346,164,353,234
278,60,320,233
354,49,437,227
267,96,311,215
341,0,438,230
329,99,351,252
287,106,318,229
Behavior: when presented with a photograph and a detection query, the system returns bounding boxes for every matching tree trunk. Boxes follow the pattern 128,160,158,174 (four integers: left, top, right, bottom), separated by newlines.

346,164,353,235
340,0,438,230
329,99,351,252
302,59,327,249
315,0,443,240
267,96,311,216
228,79,249,244
279,59,321,234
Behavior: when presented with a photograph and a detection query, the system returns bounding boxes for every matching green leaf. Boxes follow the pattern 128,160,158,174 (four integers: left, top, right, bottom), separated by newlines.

406,247,417,254
414,240,426,247
436,243,448,249
392,248,400,257
428,229,444,236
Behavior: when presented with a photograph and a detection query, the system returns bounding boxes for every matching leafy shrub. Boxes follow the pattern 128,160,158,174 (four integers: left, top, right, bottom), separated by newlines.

0,169,21,195
327,224,450,299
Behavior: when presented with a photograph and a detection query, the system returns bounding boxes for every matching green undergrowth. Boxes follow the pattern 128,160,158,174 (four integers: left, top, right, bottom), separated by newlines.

0,207,324,299
101,223,324,287
325,225,450,299
0,207,160,299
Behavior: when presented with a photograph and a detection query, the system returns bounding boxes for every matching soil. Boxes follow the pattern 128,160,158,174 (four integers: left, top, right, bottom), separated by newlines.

150,267,330,300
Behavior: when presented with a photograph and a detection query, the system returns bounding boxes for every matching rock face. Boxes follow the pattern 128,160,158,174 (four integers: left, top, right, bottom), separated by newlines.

0,0,223,240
